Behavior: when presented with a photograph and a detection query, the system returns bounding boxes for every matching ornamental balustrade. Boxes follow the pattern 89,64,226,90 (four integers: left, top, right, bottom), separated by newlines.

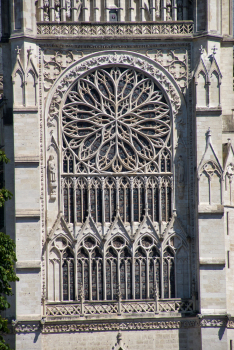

37,21,193,37
45,299,195,319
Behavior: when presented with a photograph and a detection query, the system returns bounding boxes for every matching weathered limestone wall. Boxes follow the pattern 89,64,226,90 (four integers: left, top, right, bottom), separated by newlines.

42,329,201,350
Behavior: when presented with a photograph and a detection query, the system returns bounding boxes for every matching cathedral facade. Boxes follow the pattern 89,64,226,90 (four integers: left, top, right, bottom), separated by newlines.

1,1,234,349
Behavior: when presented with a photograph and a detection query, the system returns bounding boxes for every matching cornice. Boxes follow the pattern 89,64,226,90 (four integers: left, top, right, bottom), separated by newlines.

12,315,234,334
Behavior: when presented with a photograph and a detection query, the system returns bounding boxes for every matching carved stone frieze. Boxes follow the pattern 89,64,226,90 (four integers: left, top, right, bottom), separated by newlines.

41,319,199,334
146,48,188,93
43,49,83,91
13,316,232,334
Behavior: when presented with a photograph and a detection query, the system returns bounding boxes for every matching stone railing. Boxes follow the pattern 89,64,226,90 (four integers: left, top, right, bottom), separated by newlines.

37,21,193,37
46,299,195,319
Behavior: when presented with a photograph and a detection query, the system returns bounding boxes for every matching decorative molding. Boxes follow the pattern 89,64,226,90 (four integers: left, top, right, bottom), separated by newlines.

198,204,224,214
15,209,40,218
15,156,40,164
200,318,227,328
42,319,199,334
37,21,194,38
199,258,225,265
14,322,41,333
13,107,38,112
14,316,234,334
16,260,41,269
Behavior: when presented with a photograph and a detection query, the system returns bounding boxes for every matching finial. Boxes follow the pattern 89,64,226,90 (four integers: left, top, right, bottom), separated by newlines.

199,45,204,56
228,138,231,144
211,45,217,56
27,46,33,59
206,127,212,147
15,46,21,56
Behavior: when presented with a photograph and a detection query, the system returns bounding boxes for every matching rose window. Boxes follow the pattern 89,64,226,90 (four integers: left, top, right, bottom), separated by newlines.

62,66,173,225
62,67,171,174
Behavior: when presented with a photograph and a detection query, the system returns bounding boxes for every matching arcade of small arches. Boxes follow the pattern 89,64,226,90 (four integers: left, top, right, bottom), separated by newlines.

48,233,190,303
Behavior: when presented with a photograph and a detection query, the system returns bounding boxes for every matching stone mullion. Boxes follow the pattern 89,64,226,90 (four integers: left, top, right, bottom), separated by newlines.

139,0,145,21
152,185,155,221
49,0,55,21
73,178,77,225
87,177,91,216
89,255,92,301
74,249,78,301
60,256,63,301
103,256,106,300
172,0,177,20
105,0,109,21
94,0,100,22
52,260,55,301
60,0,66,21
150,0,156,20
67,260,70,301
71,0,76,21
158,177,162,228
124,187,126,222
95,187,98,222
118,0,123,21
138,187,140,222
116,178,120,216
170,179,174,217
81,187,83,223
130,177,134,227
174,257,177,298
139,260,142,299
168,259,171,298
109,188,112,221
111,260,113,300
96,260,99,301
161,252,164,299
144,177,148,216
38,0,44,21
132,257,135,300
165,183,168,222
101,178,105,233
161,0,167,20
67,182,71,223
125,260,128,300
83,0,89,21
146,256,149,299
129,0,134,21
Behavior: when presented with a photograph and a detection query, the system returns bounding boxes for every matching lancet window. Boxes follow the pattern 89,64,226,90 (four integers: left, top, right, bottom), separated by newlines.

48,234,190,302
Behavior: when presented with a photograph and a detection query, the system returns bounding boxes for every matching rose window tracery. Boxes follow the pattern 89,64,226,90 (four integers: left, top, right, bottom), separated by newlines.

62,67,171,175
61,66,173,226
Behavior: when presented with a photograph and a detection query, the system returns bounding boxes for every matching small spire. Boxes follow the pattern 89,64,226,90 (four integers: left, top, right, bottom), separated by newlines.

27,46,33,60
206,127,212,148
199,45,204,56
15,46,21,56
211,45,218,56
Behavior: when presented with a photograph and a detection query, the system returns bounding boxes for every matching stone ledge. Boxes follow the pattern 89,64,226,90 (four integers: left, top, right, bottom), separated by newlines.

198,204,224,214
199,258,225,265
15,156,39,164
13,107,38,113
196,107,222,116
16,260,41,269
15,209,40,218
